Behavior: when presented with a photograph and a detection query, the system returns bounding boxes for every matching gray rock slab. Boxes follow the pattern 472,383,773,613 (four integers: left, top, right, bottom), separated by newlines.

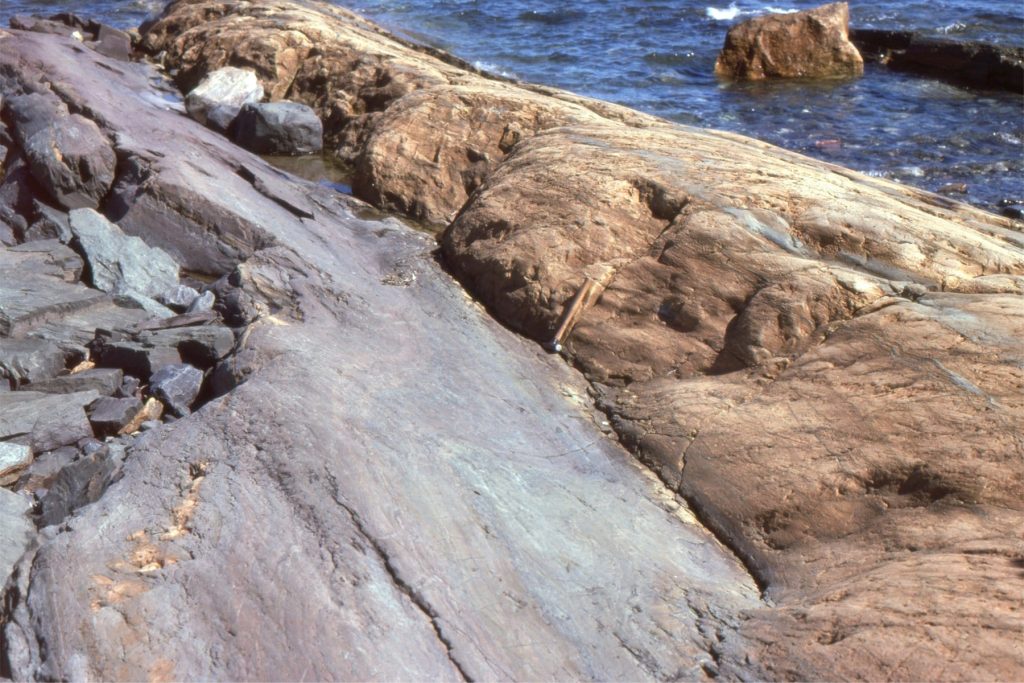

139,325,234,368
0,28,763,683
233,101,324,155
30,367,123,396
185,67,263,130
0,246,107,338
9,239,82,281
68,208,179,298
0,338,66,389
0,488,33,591
6,91,116,210
24,201,72,243
27,299,152,357
0,390,99,452
91,337,181,380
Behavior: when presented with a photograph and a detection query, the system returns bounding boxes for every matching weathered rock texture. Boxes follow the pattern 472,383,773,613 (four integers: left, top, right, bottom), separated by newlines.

0,2,1020,680
0,20,764,683
142,1,1023,680
715,2,864,80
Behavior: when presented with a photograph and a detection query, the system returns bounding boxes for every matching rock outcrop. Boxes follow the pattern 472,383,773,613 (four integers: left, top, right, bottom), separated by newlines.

142,1,1024,680
0,2,1020,681
0,17,764,683
715,2,864,80
851,28,1024,93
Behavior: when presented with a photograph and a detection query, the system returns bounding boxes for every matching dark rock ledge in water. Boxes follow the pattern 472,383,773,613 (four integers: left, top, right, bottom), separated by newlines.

1,3,1022,682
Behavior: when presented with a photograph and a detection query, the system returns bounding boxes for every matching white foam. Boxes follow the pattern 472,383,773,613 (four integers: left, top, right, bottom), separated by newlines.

472,60,518,80
706,3,799,21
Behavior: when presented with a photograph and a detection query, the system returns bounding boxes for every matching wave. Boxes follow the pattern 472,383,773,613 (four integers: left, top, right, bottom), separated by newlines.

706,3,799,22
472,60,519,80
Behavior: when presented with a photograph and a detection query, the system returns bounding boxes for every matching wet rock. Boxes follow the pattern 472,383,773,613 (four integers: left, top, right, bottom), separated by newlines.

184,66,263,130
0,338,66,389
233,101,324,155
149,363,203,416
0,390,98,452
5,91,117,209
186,289,215,313
29,367,124,396
851,28,1024,93
67,208,180,298
87,396,143,436
0,488,33,588
715,2,864,80
159,284,200,311
0,442,33,486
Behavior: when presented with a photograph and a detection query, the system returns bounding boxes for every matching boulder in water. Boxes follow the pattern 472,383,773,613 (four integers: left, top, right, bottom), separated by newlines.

714,2,864,80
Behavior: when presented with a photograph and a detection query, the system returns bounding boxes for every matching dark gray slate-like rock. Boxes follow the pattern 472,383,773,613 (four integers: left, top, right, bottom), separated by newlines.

184,67,263,130
16,445,77,494
26,299,151,359
149,362,203,416
0,390,99,452
0,338,66,389
37,448,122,528
24,202,72,243
68,208,179,297
5,91,116,209
30,367,123,396
93,24,132,61
139,325,234,368
87,396,143,436
9,239,83,281
90,336,181,380
0,488,33,590
0,246,106,338
233,101,324,155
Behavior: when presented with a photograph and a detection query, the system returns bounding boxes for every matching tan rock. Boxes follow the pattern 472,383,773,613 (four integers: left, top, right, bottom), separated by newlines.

715,2,865,80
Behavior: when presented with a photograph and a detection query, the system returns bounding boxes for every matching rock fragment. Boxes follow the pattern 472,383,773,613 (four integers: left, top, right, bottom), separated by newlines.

5,91,117,209
715,2,864,80
233,102,324,155
159,284,200,312
185,67,264,130
67,208,180,298
0,390,98,452
0,338,66,389
0,488,33,589
186,290,216,313
87,396,144,436
149,363,203,416
0,442,33,486
23,367,123,396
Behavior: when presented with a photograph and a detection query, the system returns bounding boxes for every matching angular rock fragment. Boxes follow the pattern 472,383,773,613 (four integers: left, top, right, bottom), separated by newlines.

159,284,200,312
715,2,864,80
149,363,203,416
0,442,33,486
26,299,151,358
0,488,33,589
87,396,143,436
118,396,163,435
89,336,181,380
29,367,123,396
0,338,66,389
68,208,180,298
9,239,83,281
0,390,98,452
93,24,133,61
23,200,73,243
38,448,122,527
16,445,77,494
233,101,324,155
185,66,263,130
186,289,216,313
5,91,117,209
139,325,234,368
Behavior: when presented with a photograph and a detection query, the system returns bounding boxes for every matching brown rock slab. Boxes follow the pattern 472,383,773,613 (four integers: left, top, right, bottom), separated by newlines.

714,2,864,80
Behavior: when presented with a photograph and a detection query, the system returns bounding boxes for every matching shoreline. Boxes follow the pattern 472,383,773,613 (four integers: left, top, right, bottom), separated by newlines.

1,2,1023,680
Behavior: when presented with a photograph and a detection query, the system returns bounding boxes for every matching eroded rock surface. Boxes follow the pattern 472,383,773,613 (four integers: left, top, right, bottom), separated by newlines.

0,21,764,683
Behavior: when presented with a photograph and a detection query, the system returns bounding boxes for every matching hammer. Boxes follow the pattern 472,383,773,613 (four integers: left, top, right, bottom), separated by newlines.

545,276,605,353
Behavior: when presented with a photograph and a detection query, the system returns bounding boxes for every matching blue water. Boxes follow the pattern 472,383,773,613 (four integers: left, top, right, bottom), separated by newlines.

3,0,1022,212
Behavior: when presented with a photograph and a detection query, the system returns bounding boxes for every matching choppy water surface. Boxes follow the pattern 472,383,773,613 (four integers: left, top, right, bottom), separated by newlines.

2,0,1022,212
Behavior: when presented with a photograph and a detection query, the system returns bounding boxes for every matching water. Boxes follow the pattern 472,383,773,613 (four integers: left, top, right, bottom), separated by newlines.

2,0,1022,213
